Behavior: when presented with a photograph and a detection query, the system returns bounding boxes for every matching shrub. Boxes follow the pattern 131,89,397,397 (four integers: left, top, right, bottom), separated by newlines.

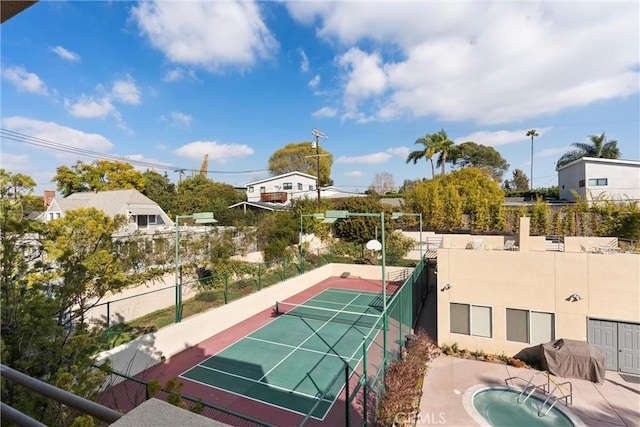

376,332,440,426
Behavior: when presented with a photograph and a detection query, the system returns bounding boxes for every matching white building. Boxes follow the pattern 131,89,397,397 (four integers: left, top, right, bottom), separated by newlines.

557,157,640,203
44,189,173,235
244,171,317,204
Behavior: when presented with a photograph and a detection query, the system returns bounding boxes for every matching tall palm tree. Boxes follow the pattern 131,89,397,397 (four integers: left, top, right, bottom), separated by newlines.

556,132,621,169
526,129,538,189
406,133,438,178
432,129,456,175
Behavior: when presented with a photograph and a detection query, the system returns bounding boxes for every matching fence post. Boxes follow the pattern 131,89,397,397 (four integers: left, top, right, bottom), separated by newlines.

224,273,228,304
283,257,287,280
106,302,111,348
345,362,350,427
258,264,262,290
362,337,368,425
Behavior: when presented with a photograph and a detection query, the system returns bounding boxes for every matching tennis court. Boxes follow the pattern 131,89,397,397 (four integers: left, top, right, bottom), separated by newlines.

179,288,384,420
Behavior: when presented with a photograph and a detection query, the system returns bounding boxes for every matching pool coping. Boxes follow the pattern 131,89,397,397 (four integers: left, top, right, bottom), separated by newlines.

462,384,587,427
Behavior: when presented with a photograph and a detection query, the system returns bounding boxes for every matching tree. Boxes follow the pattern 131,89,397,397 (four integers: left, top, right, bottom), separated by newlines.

506,169,529,192
332,198,391,245
451,141,510,181
432,129,456,176
406,133,438,179
142,170,176,215
556,132,621,169
175,175,245,224
268,142,333,187
1,171,115,425
526,129,539,189
53,160,145,196
368,172,395,195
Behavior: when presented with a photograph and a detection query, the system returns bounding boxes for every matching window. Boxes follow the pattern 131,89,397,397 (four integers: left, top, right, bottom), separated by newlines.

137,215,148,228
309,185,314,191
450,303,492,338
248,186,254,193
506,309,554,344
298,183,303,190
283,182,293,190
148,215,157,225
588,178,608,186
260,186,266,193
579,179,585,188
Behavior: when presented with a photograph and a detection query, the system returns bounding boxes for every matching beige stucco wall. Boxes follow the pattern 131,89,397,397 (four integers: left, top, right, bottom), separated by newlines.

436,248,640,355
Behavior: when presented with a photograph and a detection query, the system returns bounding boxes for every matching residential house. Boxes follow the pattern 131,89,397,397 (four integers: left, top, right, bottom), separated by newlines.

557,157,640,203
245,171,317,204
44,189,173,235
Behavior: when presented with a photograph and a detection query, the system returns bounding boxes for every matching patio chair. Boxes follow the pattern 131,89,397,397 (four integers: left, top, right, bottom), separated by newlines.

472,239,484,250
503,240,518,251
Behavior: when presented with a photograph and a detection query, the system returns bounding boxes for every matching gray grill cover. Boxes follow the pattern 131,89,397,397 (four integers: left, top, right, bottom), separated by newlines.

540,339,605,383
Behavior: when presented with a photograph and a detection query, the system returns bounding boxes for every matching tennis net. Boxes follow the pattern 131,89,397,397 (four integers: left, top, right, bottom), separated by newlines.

275,301,382,329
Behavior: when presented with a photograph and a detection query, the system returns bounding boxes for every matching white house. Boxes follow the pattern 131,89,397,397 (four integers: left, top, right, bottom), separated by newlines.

557,157,640,203
244,171,318,203
44,189,173,235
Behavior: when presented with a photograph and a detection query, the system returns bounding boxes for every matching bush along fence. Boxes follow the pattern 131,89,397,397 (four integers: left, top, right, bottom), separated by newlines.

95,246,334,349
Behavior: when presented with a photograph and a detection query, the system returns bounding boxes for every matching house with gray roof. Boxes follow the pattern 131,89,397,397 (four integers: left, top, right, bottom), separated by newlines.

44,189,173,235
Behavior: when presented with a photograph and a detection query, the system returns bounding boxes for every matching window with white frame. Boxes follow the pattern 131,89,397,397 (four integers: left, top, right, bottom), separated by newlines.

148,215,157,225
248,186,254,193
283,182,293,190
297,183,303,190
260,186,266,193
450,303,492,338
588,178,608,186
137,215,148,228
506,308,554,344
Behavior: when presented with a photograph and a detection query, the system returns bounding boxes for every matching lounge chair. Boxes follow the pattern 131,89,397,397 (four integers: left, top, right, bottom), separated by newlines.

503,240,518,251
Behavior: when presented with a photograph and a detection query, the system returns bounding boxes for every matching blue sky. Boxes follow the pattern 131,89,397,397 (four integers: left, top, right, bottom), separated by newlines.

1,1,638,196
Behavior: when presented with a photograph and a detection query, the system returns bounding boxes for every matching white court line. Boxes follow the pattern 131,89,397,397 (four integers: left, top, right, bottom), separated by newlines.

245,336,355,361
191,364,334,403
258,294,361,381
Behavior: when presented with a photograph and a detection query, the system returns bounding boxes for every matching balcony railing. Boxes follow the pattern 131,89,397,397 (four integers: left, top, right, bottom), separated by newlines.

260,192,287,203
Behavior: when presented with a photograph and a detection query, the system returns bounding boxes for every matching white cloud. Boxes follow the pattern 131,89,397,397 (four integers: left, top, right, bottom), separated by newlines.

161,111,193,129
131,1,278,72
2,66,49,95
308,74,320,89
65,95,114,118
537,146,569,158
344,170,363,177
0,153,30,170
163,67,197,82
51,46,80,62
456,127,553,147
174,141,254,164
336,147,407,164
299,49,309,72
312,106,337,118
288,2,640,124
1,116,114,160
111,75,141,105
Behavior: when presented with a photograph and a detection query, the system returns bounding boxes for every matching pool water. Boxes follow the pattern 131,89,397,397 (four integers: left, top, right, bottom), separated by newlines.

473,388,575,427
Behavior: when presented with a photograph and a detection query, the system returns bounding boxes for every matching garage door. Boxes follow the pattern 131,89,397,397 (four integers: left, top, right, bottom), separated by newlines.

588,319,640,374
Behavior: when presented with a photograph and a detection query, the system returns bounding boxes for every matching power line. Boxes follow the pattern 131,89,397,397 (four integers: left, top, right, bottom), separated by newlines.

0,128,268,176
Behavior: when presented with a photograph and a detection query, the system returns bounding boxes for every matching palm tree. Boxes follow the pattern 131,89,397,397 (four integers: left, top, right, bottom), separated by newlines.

406,134,438,178
556,132,621,169
433,129,456,176
526,129,538,188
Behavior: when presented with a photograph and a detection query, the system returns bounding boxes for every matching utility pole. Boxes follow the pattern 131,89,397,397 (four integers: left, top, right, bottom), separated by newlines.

311,129,327,209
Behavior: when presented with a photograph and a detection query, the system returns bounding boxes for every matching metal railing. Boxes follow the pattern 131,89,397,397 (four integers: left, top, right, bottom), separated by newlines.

1,364,123,426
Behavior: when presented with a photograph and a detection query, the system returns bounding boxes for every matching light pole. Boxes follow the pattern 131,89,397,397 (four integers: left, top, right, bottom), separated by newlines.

526,129,538,190
299,213,324,271
174,212,217,323
324,210,387,366
391,212,423,260
311,129,327,209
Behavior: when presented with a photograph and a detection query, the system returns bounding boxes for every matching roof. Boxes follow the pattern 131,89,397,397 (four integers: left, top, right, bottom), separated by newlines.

557,157,640,171
244,171,317,187
228,201,291,212
53,189,169,219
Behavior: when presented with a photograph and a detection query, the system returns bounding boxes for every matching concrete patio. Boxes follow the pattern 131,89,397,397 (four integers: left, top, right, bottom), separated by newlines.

418,356,640,426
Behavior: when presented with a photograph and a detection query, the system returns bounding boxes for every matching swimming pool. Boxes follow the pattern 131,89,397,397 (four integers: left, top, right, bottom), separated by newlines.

463,385,586,427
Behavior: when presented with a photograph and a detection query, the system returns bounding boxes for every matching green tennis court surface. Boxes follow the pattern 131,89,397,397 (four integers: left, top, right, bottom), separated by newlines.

180,288,383,420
